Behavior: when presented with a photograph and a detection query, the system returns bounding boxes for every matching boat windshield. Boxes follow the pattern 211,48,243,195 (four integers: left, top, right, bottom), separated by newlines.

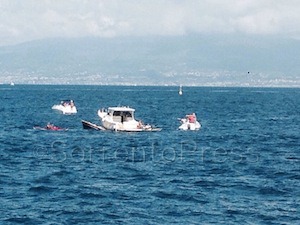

112,111,134,122
61,100,74,106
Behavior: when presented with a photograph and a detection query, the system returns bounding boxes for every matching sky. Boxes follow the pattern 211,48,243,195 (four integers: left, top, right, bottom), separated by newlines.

1,0,300,46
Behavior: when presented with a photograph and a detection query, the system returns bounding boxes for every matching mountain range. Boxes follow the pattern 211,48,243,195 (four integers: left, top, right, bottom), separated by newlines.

0,35,299,86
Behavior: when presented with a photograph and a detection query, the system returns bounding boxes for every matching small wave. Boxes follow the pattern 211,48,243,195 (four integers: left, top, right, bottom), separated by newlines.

194,180,218,188
285,156,300,161
259,187,287,195
4,217,39,224
267,116,293,121
28,185,56,193
225,209,242,215
79,192,106,199
152,191,207,204
33,175,52,184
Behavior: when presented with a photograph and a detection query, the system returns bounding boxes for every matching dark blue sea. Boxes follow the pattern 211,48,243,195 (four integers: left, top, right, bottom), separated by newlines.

0,85,299,224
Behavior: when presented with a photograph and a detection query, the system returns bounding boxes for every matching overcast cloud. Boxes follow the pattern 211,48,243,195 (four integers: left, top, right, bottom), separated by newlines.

0,0,300,46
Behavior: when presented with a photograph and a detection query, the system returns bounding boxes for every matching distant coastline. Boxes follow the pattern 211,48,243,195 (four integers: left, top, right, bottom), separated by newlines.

1,36,299,88
1,83,299,88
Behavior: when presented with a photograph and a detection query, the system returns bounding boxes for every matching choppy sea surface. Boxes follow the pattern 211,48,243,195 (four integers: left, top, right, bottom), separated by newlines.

0,85,299,224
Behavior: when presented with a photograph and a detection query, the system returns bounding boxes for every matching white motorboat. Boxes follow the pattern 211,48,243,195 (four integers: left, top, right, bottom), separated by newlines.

52,100,77,114
179,113,201,131
97,106,161,132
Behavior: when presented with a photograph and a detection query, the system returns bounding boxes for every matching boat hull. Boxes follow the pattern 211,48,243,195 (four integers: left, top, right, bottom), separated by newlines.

179,120,201,131
52,105,77,114
102,118,141,131
33,126,68,131
82,120,106,130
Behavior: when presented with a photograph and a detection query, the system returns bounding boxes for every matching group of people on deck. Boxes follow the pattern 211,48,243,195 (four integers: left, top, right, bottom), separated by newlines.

186,113,197,123
46,123,62,130
62,100,75,108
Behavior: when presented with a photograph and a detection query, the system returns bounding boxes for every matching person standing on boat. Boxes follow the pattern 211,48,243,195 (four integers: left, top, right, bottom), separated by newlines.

70,100,75,108
137,120,144,129
46,123,61,130
187,113,196,123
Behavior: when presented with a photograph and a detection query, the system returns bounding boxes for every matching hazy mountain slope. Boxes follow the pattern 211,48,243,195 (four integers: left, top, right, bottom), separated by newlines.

0,35,299,85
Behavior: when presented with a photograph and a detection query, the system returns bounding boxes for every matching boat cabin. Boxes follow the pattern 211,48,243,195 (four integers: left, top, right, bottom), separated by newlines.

108,107,135,123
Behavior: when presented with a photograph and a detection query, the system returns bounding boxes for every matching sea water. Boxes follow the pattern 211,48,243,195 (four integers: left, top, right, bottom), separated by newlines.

0,85,299,224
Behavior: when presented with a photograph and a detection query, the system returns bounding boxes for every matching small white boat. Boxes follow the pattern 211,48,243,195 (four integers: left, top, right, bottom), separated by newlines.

52,100,77,114
179,85,183,95
98,106,161,132
179,113,201,131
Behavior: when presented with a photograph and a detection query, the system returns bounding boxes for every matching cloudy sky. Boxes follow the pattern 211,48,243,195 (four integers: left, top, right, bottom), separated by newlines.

1,0,300,46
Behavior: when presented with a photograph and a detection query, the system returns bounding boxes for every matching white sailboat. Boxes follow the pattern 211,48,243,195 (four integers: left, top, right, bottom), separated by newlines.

179,85,183,95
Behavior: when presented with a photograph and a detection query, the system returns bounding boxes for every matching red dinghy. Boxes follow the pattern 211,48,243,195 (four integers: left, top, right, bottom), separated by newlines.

33,123,68,131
